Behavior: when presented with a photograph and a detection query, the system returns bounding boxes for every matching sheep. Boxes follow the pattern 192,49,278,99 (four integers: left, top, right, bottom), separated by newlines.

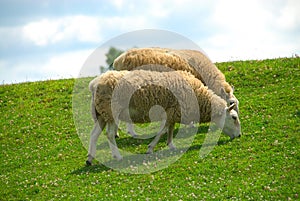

113,47,239,113
86,70,241,165
113,47,240,137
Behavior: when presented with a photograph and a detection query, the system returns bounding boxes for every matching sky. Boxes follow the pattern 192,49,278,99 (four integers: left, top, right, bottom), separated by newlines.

0,0,299,84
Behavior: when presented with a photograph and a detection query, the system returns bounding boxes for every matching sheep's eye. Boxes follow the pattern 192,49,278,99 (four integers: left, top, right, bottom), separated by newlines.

229,101,235,105
232,115,237,120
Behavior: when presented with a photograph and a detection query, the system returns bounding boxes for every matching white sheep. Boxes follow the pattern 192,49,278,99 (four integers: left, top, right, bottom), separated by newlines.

113,47,239,112
86,70,241,165
113,47,239,137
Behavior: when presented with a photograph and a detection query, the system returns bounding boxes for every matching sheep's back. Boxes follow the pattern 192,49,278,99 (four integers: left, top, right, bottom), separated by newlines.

113,48,202,80
170,49,232,94
113,47,232,94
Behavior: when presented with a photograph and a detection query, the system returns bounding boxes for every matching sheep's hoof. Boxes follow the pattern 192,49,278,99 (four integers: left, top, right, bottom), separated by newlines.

146,149,153,154
113,155,123,161
86,160,92,166
230,136,236,141
169,146,176,151
168,143,176,151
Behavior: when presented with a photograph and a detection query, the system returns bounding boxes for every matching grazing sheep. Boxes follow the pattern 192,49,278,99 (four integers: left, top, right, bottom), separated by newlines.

113,47,239,113
86,70,241,165
113,47,240,137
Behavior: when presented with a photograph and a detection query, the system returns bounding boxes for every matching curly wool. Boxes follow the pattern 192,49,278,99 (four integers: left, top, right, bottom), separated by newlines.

113,48,204,81
89,70,227,125
171,49,232,94
113,47,233,96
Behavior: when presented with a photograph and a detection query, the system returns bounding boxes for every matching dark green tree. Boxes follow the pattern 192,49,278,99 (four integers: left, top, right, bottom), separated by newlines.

100,47,124,73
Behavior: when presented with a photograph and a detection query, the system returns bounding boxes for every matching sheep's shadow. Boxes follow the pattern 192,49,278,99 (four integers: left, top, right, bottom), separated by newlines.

70,148,183,175
71,148,191,175
115,125,209,148
71,125,231,174
187,139,230,152
115,125,229,150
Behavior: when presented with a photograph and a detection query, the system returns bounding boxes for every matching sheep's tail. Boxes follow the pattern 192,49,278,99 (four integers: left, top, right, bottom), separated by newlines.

89,78,96,92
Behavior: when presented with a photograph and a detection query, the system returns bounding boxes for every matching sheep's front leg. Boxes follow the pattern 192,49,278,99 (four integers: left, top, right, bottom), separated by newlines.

107,122,123,160
86,122,102,166
146,126,168,154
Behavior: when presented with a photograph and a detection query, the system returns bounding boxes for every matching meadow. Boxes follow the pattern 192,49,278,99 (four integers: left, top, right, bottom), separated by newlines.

0,57,299,200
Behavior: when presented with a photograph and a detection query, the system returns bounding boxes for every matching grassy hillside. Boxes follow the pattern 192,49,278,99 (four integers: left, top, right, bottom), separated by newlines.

1,57,299,200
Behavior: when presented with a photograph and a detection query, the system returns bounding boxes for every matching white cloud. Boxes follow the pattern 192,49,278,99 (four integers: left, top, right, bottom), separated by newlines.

200,0,300,61
146,3,172,18
0,49,100,84
22,15,152,47
104,16,150,33
276,0,300,31
23,19,62,46
111,0,124,10
211,0,274,40
41,49,95,78
22,16,102,46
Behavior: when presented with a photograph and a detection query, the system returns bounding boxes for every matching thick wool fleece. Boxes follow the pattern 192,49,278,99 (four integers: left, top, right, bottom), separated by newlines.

89,70,227,125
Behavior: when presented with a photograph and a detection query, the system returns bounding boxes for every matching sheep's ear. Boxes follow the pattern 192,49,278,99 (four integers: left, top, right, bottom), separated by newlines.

220,87,227,99
227,103,236,112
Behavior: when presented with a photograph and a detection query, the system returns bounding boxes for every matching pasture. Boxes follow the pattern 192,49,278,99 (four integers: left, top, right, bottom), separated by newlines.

1,57,299,200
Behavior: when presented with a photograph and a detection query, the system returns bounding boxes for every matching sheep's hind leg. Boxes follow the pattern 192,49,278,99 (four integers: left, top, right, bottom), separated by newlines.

157,119,167,135
86,118,106,166
127,123,138,137
167,123,176,151
107,122,123,160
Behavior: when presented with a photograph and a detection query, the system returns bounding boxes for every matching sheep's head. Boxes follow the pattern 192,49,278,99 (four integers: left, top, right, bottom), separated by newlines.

222,103,241,139
220,87,239,114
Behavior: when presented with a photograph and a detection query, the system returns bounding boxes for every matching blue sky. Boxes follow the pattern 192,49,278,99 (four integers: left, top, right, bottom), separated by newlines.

0,0,299,84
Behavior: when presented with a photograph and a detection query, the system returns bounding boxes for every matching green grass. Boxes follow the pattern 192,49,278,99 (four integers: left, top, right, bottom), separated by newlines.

1,57,299,200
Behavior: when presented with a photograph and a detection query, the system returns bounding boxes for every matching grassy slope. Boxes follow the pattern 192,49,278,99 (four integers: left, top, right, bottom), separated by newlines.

0,57,299,200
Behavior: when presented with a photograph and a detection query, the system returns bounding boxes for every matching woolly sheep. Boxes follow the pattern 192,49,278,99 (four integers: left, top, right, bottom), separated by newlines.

113,47,239,113
86,70,241,164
